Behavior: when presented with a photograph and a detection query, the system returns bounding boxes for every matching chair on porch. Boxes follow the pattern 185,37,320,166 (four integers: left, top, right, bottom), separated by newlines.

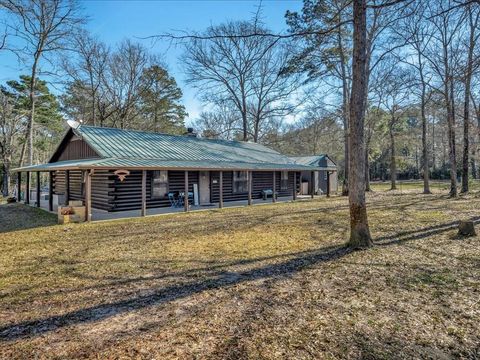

262,189,277,200
168,192,179,207
178,191,193,206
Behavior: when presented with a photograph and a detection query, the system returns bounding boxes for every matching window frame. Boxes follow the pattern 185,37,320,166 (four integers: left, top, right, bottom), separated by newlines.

233,171,249,194
280,171,289,190
151,170,169,199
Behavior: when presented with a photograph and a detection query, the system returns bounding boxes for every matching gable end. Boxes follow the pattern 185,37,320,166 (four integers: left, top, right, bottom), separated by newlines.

49,129,100,163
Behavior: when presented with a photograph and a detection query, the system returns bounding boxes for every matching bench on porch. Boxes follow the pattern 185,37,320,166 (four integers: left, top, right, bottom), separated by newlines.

261,189,277,200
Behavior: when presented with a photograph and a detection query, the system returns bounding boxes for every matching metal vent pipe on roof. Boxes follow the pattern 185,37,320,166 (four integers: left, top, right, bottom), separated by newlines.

184,127,197,137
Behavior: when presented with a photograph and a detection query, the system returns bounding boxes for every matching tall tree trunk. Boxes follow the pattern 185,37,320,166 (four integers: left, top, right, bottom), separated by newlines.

389,121,396,190
347,0,372,249
419,68,430,193
432,116,436,172
27,59,38,166
462,8,476,193
463,97,470,193
241,110,248,141
365,142,371,191
18,140,27,168
91,91,96,127
340,49,349,196
471,147,477,179
342,118,349,195
1,159,10,197
446,77,457,197
336,15,349,196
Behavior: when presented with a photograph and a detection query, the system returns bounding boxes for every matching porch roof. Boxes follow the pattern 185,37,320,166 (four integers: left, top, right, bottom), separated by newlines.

13,157,326,172
289,154,337,171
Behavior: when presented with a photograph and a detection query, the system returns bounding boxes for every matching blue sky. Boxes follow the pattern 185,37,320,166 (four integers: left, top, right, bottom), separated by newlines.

0,0,302,124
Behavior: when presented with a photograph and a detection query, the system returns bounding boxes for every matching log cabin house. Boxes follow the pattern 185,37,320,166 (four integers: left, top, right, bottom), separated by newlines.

13,124,336,221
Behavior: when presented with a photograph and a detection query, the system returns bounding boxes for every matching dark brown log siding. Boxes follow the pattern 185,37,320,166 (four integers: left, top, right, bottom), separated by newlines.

111,170,199,212
211,171,298,203
53,170,300,212
53,170,114,211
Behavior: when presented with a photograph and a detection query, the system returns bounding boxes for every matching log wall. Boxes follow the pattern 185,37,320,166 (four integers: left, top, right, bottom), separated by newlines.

111,170,199,212
53,170,114,211
53,169,300,212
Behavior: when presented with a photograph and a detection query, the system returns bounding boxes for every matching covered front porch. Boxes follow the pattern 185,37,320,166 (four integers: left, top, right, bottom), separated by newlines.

14,166,323,223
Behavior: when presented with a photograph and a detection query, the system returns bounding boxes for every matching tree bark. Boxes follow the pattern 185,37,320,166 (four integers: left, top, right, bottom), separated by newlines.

447,77,457,197
347,0,372,249
389,120,396,190
1,160,10,197
340,31,350,197
471,148,477,179
27,58,39,166
419,53,431,194
365,144,371,191
461,7,476,193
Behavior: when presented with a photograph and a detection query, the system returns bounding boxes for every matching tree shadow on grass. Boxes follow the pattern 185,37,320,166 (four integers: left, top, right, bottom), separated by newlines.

0,203,56,234
374,216,480,246
1,198,475,343
0,244,351,341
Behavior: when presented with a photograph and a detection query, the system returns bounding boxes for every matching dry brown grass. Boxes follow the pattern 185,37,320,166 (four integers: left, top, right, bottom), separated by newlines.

1,184,480,359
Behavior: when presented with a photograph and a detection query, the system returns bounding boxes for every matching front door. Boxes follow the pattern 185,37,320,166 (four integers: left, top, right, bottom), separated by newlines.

199,171,210,205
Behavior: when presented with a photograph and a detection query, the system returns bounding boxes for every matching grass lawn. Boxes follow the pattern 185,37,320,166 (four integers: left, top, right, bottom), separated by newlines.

1,182,480,359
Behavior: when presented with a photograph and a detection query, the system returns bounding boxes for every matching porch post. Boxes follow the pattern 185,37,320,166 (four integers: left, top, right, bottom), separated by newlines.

36,172,41,208
219,171,223,209
272,171,276,203
17,172,21,201
293,171,297,201
247,171,252,205
26,171,30,204
65,170,70,205
85,170,92,222
311,170,315,198
326,171,331,197
141,170,147,216
184,170,189,212
48,171,53,211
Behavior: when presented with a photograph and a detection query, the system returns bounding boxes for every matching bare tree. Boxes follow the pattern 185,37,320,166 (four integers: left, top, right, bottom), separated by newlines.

379,67,413,190
105,40,150,129
0,89,24,196
62,31,110,126
424,0,465,197
1,0,84,166
183,18,287,142
395,1,434,193
248,42,303,142
194,103,242,140
461,4,480,192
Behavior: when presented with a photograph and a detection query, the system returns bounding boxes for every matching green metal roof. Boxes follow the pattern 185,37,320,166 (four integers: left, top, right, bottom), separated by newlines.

14,125,325,172
290,155,337,170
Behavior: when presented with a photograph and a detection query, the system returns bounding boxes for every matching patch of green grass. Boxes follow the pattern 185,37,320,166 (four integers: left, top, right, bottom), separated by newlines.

1,190,480,359
371,179,480,192
412,269,459,287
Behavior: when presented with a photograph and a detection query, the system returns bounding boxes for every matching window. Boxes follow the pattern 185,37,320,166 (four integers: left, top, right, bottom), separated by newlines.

233,171,248,193
151,170,168,198
281,171,288,190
